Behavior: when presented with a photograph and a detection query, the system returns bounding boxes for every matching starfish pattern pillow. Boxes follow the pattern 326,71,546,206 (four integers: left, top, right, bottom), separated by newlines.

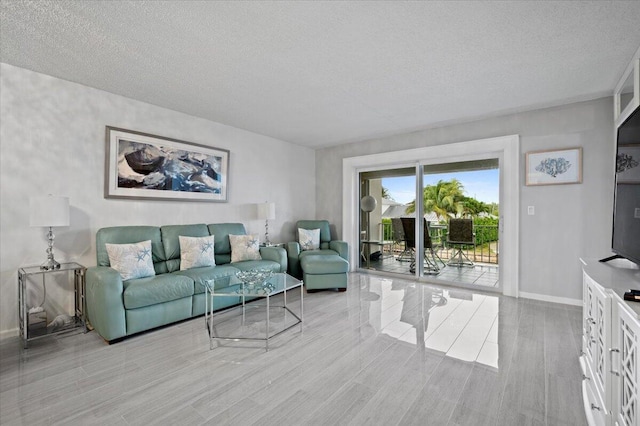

179,235,216,270
105,240,155,281
229,234,262,263
298,228,320,251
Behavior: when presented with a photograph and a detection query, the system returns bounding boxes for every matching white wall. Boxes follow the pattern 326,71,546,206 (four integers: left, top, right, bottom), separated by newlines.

317,97,615,302
0,63,316,337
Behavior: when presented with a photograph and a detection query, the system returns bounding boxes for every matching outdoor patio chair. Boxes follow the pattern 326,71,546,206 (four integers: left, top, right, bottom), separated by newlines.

392,218,412,262
400,217,442,275
447,218,475,267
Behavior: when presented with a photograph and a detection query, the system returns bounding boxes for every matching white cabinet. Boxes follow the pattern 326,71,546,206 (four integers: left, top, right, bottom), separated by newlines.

612,302,640,426
581,259,640,426
583,272,613,425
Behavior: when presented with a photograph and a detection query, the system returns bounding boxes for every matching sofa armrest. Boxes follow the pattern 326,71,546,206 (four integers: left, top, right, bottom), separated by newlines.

286,242,302,278
86,266,127,342
330,240,349,262
259,246,288,273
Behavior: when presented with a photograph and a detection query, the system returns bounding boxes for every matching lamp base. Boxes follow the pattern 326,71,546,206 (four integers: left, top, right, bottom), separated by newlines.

40,227,61,270
264,219,271,247
40,258,61,271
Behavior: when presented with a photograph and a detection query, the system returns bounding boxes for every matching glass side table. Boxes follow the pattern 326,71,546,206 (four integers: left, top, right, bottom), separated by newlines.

18,262,87,348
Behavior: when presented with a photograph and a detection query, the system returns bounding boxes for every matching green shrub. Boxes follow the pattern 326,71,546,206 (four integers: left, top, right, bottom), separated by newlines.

382,218,393,240
473,216,499,243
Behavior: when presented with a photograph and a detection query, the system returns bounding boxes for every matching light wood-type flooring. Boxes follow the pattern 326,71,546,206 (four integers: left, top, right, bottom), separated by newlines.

0,273,585,425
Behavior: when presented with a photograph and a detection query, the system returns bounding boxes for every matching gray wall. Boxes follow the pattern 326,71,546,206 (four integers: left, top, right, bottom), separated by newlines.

316,97,615,302
0,63,316,336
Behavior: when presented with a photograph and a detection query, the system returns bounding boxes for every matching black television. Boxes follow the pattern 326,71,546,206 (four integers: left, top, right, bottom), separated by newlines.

602,105,640,266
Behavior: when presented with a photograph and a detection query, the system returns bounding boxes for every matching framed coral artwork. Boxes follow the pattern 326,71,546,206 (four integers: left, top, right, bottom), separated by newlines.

525,147,582,186
104,126,229,202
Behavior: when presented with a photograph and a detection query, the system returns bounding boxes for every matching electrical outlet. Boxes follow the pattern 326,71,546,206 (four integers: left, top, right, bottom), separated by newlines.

527,206,535,215
635,208,640,219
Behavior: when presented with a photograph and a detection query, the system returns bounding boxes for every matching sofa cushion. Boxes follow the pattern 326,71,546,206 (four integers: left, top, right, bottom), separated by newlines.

96,226,167,274
232,260,281,273
161,224,209,272
208,223,247,262
123,274,194,309
105,240,156,281
173,264,240,294
215,253,232,265
229,234,262,262
179,235,216,270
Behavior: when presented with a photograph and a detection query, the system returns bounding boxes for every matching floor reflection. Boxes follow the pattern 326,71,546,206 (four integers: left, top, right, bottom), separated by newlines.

361,275,500,368
365,254,500,288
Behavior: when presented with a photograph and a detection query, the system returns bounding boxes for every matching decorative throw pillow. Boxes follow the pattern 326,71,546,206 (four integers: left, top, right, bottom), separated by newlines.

105,240,155,281
229,234,262,263
179,235,216,270
298,228,320,251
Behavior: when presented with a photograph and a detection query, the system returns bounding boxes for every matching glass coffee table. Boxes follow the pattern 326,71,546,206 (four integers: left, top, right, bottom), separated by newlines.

204,272,303,351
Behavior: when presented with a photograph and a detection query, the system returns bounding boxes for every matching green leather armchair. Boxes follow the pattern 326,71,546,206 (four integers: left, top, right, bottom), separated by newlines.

286,220,349,279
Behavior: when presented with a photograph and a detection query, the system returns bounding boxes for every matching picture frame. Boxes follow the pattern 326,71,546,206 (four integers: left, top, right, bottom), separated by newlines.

616,144,640,183
525,147,582,186
105,126,229,202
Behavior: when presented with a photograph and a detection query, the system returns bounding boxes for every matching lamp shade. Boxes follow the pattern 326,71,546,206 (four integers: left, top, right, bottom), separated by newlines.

256,202,276,220
29,196,70,227
360,195,377,213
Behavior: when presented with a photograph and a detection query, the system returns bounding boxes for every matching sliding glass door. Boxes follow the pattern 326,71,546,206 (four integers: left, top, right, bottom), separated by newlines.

359,167,416,273
358,158,501,291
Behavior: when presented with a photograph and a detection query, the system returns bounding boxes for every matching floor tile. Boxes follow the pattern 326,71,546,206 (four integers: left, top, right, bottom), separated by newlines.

0,272,584,425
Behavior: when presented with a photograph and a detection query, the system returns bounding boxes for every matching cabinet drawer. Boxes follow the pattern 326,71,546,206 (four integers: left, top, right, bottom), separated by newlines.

583,378,608,426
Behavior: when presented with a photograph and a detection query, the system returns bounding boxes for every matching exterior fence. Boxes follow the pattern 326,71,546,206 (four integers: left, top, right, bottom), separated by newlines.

379,220,499,265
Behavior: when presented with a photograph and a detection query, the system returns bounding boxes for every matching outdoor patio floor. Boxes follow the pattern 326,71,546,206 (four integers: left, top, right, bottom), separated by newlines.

363,253,500,289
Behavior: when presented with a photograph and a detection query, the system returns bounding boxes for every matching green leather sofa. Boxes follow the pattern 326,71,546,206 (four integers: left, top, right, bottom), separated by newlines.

86,223,287,343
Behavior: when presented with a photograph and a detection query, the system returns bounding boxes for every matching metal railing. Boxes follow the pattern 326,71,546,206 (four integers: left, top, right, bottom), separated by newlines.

378,221,499,265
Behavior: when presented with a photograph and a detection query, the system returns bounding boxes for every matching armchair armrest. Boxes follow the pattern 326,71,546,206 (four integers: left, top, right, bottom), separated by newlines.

329,240,349,262
286,242,302,278
259,246,288,273
86,266,127,342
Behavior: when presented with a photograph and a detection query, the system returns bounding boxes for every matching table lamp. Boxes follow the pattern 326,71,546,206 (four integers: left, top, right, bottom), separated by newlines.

30,195,70,270
256,202,276,246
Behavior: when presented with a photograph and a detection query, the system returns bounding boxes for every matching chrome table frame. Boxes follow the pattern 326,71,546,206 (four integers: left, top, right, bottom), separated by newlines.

204,273,303,351
18,262,87,349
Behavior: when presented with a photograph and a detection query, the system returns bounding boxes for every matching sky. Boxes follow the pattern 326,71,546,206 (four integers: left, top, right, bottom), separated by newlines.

382,169,499,205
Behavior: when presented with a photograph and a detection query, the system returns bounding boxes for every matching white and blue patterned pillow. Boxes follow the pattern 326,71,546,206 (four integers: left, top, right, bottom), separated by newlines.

298,228,320,251
105,240,155,281
179,235,216,270
229,234,262,263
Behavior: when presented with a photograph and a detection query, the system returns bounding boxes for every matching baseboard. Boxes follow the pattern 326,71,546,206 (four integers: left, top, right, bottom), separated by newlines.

0,328,19,340
519,291,582,307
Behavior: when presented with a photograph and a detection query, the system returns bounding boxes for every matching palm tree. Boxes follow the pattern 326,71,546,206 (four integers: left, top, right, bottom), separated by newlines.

461,197,490,217
405,179,465,219
381,186,394,201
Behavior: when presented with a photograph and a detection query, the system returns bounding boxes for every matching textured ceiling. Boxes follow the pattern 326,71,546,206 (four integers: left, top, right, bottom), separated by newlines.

2,1,640,148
